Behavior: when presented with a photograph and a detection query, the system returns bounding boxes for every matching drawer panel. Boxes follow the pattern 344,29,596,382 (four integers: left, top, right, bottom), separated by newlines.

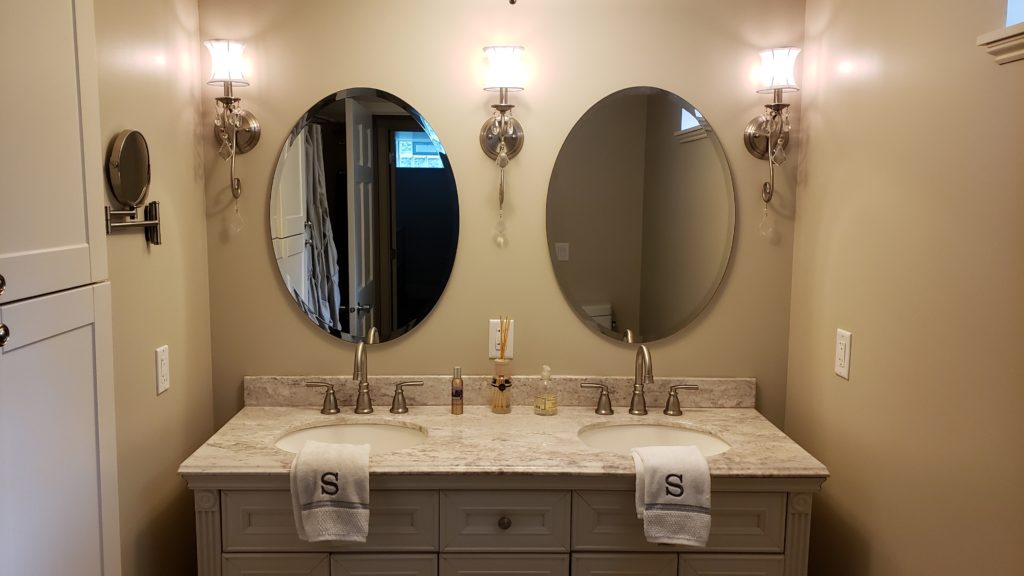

222,553,330,576
222,490,438,552
571,553,677,576
572,491,785,552
441,491,570,552
440,553,569,576
331,553,438,576
678,554,784,576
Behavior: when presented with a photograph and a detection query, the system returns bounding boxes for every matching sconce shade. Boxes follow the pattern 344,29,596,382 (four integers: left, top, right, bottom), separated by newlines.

204,39,249,86
483,45,525,91
756,47,800,93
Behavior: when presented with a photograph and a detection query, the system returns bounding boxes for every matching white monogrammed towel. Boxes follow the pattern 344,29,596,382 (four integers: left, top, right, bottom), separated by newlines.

631,445,711,546
290,440,370,542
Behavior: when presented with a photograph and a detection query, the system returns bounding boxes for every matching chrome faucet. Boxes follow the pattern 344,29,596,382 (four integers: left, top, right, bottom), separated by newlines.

630,344,654,415
352,327,379,414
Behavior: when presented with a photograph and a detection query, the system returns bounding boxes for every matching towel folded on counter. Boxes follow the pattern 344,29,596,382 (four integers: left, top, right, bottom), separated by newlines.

631,445,711,546
290,440,370,542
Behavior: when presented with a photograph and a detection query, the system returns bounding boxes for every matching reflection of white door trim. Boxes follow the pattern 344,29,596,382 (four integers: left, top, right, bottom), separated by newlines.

347,100,376,337
977,21,1024,64
674,126,709,144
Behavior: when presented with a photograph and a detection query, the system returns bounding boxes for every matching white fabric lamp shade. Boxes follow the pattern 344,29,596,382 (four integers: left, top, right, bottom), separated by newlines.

205,39,249,86
756,47,800,93
483,45,525,91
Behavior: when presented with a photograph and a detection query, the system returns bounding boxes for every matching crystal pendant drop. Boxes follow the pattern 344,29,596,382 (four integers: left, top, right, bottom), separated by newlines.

759,203,775,240
231,196,245,233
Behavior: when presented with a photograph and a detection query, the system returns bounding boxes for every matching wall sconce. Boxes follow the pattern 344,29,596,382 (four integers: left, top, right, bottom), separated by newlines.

743,47,800,208
204,39,261,201
479,45,525,247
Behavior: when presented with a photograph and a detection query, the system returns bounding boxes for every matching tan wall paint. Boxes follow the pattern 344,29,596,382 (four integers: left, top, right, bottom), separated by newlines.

201,0,805,426
94,0,214,573
786,0,1024,573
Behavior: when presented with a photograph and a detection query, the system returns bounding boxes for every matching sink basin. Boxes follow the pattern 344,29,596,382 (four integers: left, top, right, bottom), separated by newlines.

275,423,427,455
578,423,730,457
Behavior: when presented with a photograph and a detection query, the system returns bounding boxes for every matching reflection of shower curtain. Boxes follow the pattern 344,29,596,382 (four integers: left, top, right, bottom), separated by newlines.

303,124,343,330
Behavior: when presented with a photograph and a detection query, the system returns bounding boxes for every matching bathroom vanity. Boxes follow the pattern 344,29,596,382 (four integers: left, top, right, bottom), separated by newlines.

179,378,827,576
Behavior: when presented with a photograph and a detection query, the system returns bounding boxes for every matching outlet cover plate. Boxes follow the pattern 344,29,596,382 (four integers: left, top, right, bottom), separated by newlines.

488,319,515,359
156,345,170,394
835,329,851,379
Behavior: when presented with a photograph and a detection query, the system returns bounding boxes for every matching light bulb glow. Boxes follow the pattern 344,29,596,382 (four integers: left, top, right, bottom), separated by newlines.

204,39,249,86
757,47,800,93
483,46,525,91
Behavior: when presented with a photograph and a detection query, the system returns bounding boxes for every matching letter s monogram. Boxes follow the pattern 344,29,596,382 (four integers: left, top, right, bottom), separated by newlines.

321,472,339,495
664,474,685,497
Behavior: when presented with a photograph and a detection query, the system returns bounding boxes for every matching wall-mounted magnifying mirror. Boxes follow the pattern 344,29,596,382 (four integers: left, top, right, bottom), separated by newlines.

271,88,459,343
547,86,735,343
107,129,151,208
104,129,161,245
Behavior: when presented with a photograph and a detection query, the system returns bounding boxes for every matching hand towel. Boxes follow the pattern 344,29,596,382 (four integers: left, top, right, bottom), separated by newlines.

631,445,711,546
290,440,370,542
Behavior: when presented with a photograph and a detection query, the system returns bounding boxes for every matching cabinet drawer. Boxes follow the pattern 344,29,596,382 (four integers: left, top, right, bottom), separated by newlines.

441,491,570,552
331,553,438,576
571,553,676,576
678,554,784,576
222,553,330,576
222,490,438,552
440,553,569,576
572,491,785,552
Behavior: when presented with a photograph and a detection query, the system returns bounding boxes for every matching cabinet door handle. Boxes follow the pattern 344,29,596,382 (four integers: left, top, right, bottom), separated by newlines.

497,516,512,530
0,324,9,347
0,273,6,295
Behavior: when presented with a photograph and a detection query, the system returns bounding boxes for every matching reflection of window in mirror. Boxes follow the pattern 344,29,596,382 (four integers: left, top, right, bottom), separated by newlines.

676,108,706,144
394,131,444,169
1009,0,1024,26
680,108,702,131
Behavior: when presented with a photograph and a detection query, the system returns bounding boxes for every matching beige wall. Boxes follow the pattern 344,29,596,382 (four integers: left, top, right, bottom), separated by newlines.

200,0,805,426
547,92,647,334
94,0,214,574
785,0,1024,573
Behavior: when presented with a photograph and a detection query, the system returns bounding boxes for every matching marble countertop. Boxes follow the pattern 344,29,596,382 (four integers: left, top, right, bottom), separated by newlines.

178,404,828,482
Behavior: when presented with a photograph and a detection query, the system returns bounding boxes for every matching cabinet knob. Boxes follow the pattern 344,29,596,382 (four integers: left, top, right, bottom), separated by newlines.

497,516,512,530
0,323,9,347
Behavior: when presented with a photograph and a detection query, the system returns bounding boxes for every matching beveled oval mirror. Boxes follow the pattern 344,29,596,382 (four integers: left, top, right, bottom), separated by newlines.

271,88,459,343
547,86,735,343
107,129,151,208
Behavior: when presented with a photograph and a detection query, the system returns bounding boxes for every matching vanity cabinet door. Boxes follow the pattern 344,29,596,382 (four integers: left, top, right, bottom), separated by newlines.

222,553,330,576
678,554,784,576
441,491,570,552
571,553,676,576
572,491,786,553
440,554,568,576
331,553,438,576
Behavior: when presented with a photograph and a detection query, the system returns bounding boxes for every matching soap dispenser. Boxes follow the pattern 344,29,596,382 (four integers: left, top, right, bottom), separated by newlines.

534,365,558,416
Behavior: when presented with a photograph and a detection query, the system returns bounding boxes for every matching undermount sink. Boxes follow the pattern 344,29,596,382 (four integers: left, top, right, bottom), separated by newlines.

275,422,427,455
578,423,730,457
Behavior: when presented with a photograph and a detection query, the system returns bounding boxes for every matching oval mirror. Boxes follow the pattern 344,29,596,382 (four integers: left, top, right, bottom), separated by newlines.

271,88,459,343
547,87,735,343
107,129,151,208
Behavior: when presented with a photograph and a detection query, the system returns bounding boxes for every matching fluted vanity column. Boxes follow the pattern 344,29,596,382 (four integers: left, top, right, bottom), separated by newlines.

194,489,222,576
784,492,814,576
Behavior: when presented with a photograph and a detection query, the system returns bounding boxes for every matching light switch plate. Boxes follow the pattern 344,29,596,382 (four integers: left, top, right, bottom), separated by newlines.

156,345,170,394
835,329,851,379
488,319,515,359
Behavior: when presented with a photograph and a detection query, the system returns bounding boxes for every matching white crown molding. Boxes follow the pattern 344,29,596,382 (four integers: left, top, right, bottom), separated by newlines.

978,21,1024,64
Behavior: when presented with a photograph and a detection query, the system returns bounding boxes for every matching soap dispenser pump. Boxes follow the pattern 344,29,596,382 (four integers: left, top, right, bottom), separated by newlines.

534,365,557,416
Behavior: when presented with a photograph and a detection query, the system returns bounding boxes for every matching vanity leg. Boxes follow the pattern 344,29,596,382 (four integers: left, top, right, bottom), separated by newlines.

783,492,813,576
194,489,223,576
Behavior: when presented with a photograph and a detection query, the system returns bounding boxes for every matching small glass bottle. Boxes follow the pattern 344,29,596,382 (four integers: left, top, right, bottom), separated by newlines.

451,366,464,415
534,365,558,416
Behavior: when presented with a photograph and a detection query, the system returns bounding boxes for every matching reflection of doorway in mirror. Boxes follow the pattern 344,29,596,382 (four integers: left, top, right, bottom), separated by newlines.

346,99,375,339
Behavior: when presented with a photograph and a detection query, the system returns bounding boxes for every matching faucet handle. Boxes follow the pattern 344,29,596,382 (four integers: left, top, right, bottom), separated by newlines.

663,383,699,416
390,380,424,414
306,381,340,415
581,382,614,415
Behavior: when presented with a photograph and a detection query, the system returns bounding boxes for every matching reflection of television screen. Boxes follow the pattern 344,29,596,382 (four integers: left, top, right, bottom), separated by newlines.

395,131,444,169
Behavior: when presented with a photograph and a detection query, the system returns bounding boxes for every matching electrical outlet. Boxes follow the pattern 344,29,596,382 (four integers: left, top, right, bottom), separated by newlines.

156,345,170,395
835,329,851,380
488,319,515,359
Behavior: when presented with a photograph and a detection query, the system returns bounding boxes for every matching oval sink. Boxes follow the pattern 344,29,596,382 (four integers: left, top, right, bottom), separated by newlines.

578,423,730,457
275,423,427,455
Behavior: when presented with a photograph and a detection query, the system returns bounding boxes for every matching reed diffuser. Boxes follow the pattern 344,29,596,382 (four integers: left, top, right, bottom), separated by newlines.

491,316,513,414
